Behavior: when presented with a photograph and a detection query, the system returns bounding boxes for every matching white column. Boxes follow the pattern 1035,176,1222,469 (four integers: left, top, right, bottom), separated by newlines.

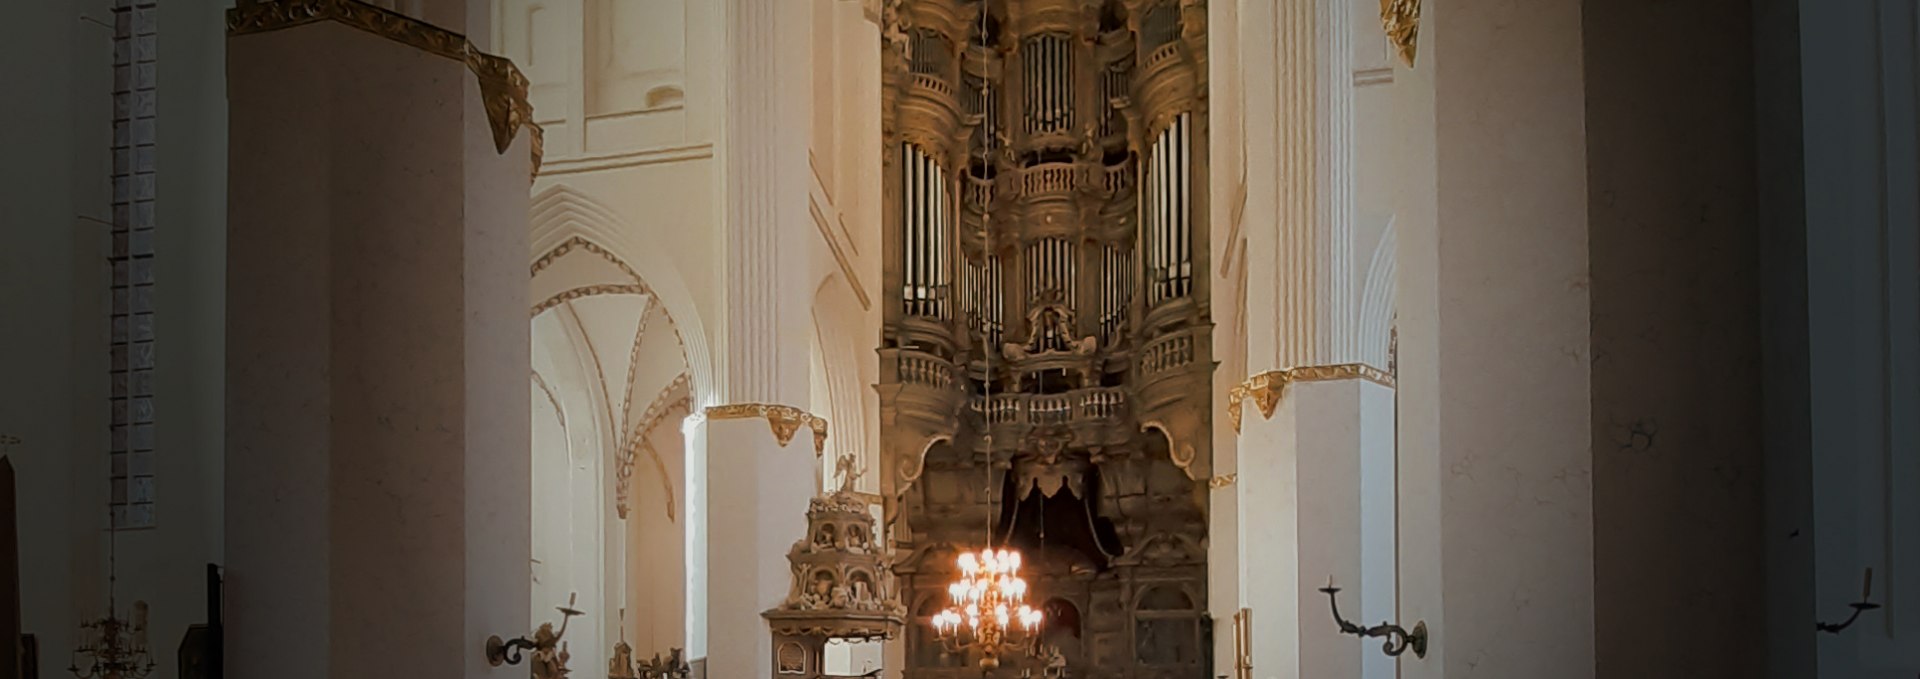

722,0,814,406
1393,0,1595,676
1230,0,1379,677
1232,368,1390,679
224,13,535,679
702,0,819,674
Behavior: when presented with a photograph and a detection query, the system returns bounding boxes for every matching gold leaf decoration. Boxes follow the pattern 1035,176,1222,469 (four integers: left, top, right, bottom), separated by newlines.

226,0,544,180
705,403,830,455
1226,363,1396,433
1381,0,1421,67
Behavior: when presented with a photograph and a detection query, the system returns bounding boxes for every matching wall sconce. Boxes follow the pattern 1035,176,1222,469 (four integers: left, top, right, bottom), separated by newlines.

1319,578,1426,659
1816,568,1880,635
486,593,584,669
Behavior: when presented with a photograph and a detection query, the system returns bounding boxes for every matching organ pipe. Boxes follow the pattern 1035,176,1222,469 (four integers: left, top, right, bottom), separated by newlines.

1146,113,1192,304
1024,34,1073,135
902,143,953,319
1142,2,1180,52
963,256,1004,344
1101,245,1133,344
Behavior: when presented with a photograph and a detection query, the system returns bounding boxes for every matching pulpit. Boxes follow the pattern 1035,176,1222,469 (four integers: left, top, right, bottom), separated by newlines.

761,486,904,678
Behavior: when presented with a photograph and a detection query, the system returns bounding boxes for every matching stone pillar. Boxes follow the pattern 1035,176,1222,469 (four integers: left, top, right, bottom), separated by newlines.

1229,0,1380,677
699,408,823,678
1392,0,1594,676
223,4,538,678
1231,368,1390,679
701,0,818,674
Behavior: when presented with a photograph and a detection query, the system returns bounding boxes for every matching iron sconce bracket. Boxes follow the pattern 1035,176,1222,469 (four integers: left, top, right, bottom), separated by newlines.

1319,584,1427,659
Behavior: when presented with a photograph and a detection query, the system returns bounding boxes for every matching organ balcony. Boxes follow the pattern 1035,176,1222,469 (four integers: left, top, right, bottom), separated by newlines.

895,71,964,153
1133,2,1201,132
1014,160,1083,232
969,387,1132,449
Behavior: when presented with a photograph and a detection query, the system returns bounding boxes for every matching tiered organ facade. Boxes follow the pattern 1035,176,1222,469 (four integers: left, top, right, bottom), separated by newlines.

877,0,1213,675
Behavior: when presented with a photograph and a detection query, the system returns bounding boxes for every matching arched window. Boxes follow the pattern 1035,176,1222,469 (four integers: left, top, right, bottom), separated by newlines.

1133,585,1202,666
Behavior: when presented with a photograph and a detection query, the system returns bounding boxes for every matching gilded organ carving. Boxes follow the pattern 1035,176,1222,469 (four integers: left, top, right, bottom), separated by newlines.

878,0,1213,675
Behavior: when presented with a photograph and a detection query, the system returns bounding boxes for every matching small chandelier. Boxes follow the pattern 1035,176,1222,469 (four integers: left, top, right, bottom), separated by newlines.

69,600,156,679
931,548,1042,668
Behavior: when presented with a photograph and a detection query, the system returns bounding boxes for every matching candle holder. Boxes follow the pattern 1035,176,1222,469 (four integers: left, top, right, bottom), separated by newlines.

1816,568,1881,635
486,593,584,670
1318,582,1426,659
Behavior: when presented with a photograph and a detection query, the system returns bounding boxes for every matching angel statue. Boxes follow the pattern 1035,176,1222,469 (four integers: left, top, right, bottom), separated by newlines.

834,451,866,494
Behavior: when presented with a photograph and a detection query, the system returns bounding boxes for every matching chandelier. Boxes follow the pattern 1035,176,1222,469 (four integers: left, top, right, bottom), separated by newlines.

927,2,1046,670
931,548,1041,668
69,601,155,679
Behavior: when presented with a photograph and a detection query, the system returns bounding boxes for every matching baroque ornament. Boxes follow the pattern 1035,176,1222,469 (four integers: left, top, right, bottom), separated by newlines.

1227,364,1396,433
1381,0,1421,67
705,403,829,454
226,0,544,179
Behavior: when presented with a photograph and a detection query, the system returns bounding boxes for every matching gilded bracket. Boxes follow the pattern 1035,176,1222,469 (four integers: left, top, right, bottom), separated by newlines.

227,0,545,180
705,404,830,455
1227,364,1396,434
1381,0,1421,67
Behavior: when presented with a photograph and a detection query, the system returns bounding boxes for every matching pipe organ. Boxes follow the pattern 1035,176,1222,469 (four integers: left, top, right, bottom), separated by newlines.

879,0,1213,675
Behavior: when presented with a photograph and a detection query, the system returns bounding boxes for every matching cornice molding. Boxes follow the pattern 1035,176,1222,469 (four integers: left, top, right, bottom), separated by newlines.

227,0,544,180
1226,363,1395,433
706,403,830,455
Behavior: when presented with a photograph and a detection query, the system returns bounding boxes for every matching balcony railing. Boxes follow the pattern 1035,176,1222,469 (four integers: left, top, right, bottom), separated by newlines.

899,352,957,389
1140,333,1195,376
970,388,1128,425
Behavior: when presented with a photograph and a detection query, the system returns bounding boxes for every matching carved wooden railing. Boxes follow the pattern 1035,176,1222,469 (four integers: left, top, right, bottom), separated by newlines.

970,388,1128,425
898,352,957,389
910,72,955,101
1139,333,1196,376
1019,162,1079,199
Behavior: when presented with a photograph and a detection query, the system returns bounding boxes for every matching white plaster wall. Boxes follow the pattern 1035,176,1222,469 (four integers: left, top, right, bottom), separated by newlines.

504,0,883,670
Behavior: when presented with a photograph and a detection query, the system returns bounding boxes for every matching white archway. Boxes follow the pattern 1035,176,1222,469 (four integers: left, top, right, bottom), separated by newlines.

528,196,699,669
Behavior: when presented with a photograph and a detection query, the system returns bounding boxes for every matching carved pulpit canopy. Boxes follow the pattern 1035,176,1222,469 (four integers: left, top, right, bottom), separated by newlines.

764,454,906,641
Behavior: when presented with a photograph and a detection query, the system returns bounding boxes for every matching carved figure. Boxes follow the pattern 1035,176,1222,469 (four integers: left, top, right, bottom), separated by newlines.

609,641,637,679
835,451,866,494
1042,644,1069,678
831,584,852,609
529,624,569,679
636,648,690,679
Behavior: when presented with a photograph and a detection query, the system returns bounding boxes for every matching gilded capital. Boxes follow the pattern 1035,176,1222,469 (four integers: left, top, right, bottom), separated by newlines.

1227,364,1395,433
1381,0,1420,67
227,0,544,180
705,403,831,455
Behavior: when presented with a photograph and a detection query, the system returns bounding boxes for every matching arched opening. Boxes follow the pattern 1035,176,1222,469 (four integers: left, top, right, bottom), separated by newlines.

530,232,695,673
